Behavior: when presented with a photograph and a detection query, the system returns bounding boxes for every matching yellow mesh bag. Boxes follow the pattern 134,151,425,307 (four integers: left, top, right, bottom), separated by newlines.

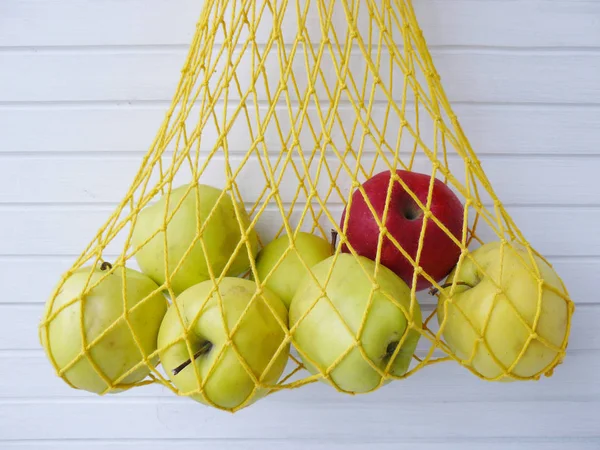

39,0,575,412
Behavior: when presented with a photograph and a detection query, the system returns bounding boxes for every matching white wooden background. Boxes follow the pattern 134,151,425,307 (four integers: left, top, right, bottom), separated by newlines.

1,0,600,448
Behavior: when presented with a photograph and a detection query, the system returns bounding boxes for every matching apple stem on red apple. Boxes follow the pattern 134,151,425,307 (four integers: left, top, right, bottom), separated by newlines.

429,281,474,296
172,341,213,376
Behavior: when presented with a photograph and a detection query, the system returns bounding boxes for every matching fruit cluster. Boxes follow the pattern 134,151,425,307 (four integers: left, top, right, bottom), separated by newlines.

39,169,573,412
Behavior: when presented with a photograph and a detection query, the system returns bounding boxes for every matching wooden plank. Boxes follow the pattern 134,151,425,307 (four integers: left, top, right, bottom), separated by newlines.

1,257,76,305
433,50,600,105
0,51,183,103
1,154,597,206
1,50,599,104
1,349,596,402
0,205,598,257
4,256,597,306
2,303,596,351
1,103,598,155
3,439,600,450
2,1,600,48
0,400,596,440
547,258,600,305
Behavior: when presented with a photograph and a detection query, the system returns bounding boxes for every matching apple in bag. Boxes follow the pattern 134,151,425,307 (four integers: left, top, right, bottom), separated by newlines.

436,241,571,380
40,264,168,394
157,278,289,410
340,169,464,291
290,253,422,393
254,231,332,308
131,183,259,296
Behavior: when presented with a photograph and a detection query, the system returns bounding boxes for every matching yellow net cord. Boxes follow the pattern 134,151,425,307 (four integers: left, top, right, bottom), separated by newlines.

39,0,575,412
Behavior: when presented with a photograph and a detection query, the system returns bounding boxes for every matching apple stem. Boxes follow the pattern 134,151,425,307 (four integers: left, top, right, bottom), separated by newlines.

384,341,399,360
429,281,474,296
331,229,338,253
100,261,113,271
172,341,213,376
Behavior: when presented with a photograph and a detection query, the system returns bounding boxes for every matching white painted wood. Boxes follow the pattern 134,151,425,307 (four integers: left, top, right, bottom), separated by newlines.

3,302,596,351
2,0,600,48
3,440,600,450
2,154,598,205
2,50,600,104
1,206,598,257
2,350,597,402
1,0,599,448
1,400,597,440
1,104,598,155
4,255,598,306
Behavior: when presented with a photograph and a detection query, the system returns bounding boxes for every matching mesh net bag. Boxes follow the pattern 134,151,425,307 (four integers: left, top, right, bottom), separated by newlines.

39,0,575,412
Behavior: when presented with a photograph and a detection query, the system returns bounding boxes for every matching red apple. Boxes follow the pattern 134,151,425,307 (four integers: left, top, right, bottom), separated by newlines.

340,169,464,291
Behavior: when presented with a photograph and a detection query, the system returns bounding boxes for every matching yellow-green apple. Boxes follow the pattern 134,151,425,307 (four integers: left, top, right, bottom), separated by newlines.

157,278,289,410
254,232,332,308
436,241,571,380
289,253,422,393
40,263,168,394
131,183,259,296
340,169,464,291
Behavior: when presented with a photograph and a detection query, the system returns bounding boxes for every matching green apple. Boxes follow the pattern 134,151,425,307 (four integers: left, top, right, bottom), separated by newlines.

131,183,259,296
436,241,571,380
254,232,332,308
157,278,289,411
40,264,168,394
289,253,422,393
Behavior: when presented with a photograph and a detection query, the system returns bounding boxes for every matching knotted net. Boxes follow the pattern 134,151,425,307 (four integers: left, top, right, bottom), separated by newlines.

39,0,575,412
